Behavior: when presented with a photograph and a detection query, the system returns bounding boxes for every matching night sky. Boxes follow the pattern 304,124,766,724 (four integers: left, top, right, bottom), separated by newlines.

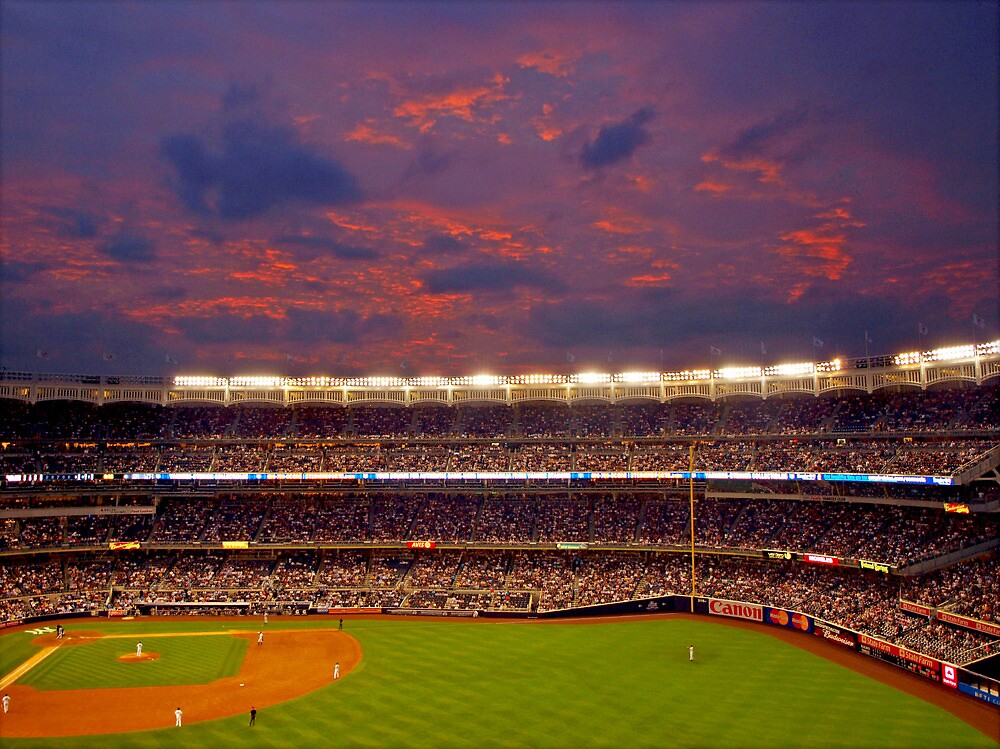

1,1,997,377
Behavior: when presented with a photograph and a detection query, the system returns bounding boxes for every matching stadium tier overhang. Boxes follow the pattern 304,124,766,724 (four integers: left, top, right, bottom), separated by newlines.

1,340,997,408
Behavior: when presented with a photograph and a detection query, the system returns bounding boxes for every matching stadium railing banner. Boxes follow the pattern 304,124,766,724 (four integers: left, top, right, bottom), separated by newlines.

935,611,1000,638
812,620,858,649
858,559,892,574
707,598,763,622
4,469,955,486
900,600,934,618
899,599,1000,637
764,607,812,633
857,633,942,681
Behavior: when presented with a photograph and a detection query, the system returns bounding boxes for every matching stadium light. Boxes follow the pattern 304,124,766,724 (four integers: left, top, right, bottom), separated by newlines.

616,371,661,384
717,366,762,380
924,344,976,363
471,374,502,387
893,351,922,366
230,376,282,388
173,376,227,387
764,361,814,377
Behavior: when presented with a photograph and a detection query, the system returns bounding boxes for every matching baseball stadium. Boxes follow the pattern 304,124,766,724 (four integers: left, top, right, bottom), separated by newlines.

1,341,998,748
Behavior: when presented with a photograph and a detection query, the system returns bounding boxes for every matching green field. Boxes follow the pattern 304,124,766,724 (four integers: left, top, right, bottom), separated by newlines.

18,634,247,690
1,617,994,749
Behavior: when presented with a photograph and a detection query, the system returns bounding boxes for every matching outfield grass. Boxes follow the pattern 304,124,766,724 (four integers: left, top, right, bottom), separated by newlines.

1,617,994,749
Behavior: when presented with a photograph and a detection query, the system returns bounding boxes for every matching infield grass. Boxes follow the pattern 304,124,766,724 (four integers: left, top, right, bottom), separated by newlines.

17,634,247,690
1,617,994,749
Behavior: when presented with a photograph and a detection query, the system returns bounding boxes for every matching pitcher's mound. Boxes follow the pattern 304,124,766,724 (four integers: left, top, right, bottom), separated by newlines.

118,652,160,662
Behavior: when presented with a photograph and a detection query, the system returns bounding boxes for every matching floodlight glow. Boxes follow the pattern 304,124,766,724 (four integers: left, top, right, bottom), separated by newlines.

894,351,922,366
979,339,1000,355
230,376,281,388
718,366,762,380
663,369,711,381
617,371,660,384
765,361,814,377
173,376,227,387
471,374,502,387
576,372,610,384
926,344,975,363
815,359,842,373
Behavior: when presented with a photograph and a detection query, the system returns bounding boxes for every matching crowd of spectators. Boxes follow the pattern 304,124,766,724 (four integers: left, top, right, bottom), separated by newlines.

1,386,996,666
3,492,995,568
0,384,994,445
3,436,995,478
0,542,995,665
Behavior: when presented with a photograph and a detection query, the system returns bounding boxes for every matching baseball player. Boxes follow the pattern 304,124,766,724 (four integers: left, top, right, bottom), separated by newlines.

136,641,143,657
257,631,264,646
2,693,10,714
249,706,257,726
689,645,694,662
334,662,340,679
175,706,182,727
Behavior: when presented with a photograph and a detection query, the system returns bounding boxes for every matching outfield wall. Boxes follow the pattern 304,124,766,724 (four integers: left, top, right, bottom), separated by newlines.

696,595,1000,710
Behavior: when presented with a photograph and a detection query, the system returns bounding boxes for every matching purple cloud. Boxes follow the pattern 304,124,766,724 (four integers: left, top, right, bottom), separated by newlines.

580,108,655,169
161,119,362,221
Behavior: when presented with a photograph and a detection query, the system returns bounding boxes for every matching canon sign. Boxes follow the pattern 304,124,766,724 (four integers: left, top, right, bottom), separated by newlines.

708,599,763,622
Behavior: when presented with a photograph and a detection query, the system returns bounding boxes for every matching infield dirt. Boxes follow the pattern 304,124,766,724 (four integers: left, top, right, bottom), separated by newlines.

1,624,360,737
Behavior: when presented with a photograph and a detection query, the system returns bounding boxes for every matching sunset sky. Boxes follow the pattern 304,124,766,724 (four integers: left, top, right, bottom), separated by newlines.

2,1,997,377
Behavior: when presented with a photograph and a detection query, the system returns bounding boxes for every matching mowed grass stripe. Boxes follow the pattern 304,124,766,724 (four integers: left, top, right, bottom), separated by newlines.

0,636,46,684
2,618,994,749
18,634,248,690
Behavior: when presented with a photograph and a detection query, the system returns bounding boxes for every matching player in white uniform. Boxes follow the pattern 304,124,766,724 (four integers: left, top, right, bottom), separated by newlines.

175,707,182,727
136,641,143,657
689,645,694,661
257,631,264,646
2,693,10,714
334,662,340,679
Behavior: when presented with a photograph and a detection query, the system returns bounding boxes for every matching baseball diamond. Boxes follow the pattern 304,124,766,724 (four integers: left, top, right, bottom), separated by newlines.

0,615,996,747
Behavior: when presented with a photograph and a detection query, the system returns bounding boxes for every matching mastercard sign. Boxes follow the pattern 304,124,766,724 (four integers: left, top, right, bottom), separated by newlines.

791,613,811,631
769,609,789,626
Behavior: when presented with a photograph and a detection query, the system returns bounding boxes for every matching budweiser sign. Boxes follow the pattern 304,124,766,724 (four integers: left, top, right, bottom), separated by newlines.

814,623,857,649
709,599,763,622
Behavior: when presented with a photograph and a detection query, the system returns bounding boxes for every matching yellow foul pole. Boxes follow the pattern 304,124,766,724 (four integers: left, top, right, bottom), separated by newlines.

689,441,696,612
